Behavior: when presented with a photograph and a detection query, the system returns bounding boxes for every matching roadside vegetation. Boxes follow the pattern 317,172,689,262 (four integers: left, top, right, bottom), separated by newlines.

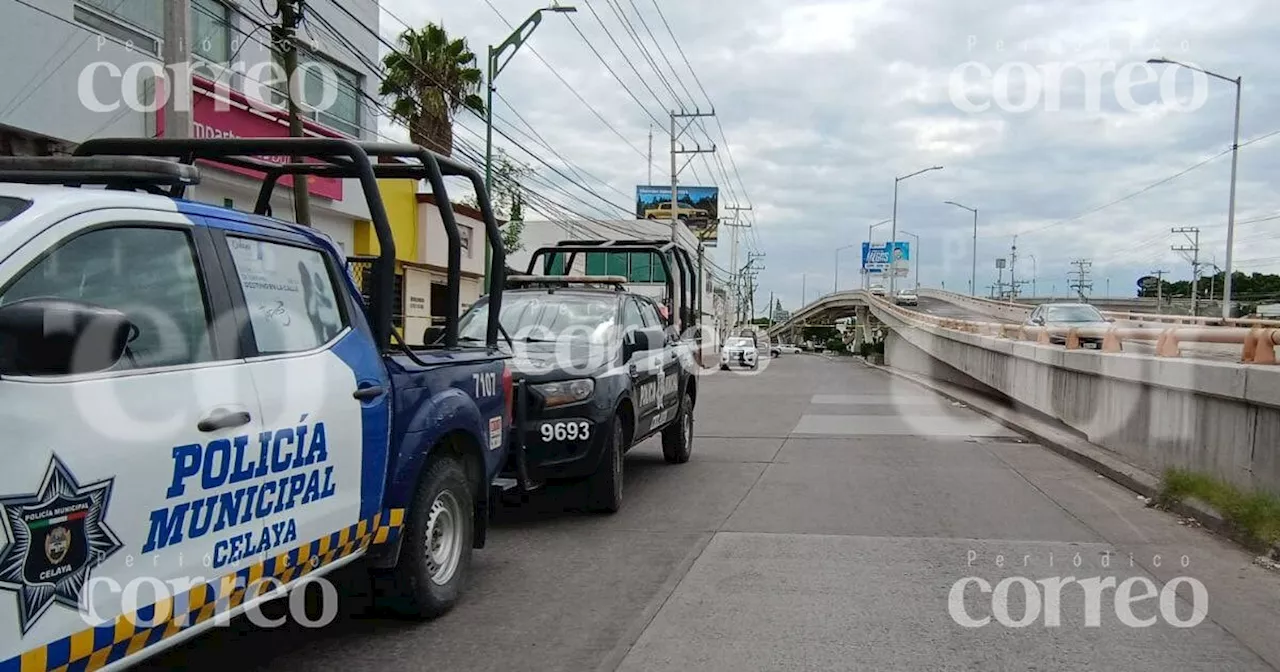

1156,468,1280,551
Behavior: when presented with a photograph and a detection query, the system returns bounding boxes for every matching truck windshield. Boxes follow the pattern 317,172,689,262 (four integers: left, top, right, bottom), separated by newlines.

459,292,618,342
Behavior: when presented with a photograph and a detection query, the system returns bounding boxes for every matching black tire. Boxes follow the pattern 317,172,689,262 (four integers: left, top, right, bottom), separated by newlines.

662,391,694,464
377,456,474,619
719,363,729,370
587,415,626,513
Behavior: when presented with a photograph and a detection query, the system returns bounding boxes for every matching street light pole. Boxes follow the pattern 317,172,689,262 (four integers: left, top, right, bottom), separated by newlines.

1149,57,1242,319
900,230,921,288
835,243,856,292
864,218,891,289
944,200,978,297
890,166,942,296
484,5,576,291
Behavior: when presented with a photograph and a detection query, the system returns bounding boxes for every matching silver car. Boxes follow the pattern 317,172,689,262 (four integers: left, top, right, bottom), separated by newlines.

1026,303,1112,347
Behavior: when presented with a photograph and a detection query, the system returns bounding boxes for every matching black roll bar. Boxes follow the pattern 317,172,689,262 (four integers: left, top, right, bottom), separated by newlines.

72,138,505,352
525,241,693,333
546,239,699,333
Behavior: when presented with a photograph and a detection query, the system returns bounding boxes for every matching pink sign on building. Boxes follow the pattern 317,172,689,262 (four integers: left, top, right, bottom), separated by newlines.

156,78,344,200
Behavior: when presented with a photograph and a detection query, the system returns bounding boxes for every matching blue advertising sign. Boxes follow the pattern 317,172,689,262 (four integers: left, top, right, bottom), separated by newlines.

861,242,909,272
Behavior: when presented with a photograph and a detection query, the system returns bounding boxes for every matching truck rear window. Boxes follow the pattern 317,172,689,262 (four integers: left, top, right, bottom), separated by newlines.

0,197,32,224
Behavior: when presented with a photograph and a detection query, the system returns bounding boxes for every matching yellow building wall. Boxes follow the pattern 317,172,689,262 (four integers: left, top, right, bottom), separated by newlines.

354,179,420,342
354,179,419,262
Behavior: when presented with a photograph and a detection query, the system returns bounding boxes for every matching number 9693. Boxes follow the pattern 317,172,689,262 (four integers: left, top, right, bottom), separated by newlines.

539,420,591,442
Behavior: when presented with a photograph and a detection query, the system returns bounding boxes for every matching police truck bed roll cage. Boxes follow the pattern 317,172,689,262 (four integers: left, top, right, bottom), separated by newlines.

527,239,698,333
69,137,503,353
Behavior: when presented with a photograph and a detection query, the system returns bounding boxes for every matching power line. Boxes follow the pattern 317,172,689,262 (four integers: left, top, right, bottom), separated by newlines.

1019,126,1280,238
381,0,652,169
601,0,685,109
648,0,751,206
310,2,636,218
564,12,664,127
580,2,669,114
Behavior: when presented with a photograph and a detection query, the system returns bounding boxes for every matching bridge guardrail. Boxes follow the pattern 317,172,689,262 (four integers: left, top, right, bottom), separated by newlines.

920,288,1280,329
871,292,1280,364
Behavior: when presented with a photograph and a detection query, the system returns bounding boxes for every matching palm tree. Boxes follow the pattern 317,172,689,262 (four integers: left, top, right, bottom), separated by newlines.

380,23,485,156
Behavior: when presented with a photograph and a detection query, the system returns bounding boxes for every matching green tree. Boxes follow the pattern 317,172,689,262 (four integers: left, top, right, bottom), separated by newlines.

380,23,484,156
461,151,531,252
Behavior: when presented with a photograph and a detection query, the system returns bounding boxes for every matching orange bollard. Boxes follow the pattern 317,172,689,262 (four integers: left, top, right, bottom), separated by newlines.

1037,328,1051,345
1155,329,1181,357
1242,328,1259,363
1255,330,1278,365
1102,329,1123,353
1065,328,1081,350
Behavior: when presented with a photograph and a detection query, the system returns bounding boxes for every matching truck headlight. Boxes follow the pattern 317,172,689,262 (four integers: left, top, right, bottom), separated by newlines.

531,379,595,407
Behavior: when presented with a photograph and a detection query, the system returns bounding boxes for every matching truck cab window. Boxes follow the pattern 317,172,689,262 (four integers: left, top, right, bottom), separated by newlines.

0,226,213,370
226,236,346,354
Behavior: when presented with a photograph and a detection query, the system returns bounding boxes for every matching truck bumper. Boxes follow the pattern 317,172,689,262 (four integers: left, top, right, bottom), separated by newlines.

502,381,609,490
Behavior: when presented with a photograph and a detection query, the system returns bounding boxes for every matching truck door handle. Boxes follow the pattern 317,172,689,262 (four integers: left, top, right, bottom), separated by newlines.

197,409,252,432
353,385,385,401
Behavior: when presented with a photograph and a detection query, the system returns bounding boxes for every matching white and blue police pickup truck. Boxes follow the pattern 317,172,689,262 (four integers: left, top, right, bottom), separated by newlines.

0,138,513,671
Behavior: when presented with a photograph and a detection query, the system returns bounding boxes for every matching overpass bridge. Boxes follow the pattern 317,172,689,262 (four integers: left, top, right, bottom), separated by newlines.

767,288,1280,495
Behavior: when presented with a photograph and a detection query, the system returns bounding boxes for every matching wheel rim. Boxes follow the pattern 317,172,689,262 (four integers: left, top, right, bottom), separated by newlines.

424,490,463,585
683,402,694,448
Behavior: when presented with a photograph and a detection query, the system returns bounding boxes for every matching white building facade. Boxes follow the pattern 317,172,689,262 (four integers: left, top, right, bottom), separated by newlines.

0,0,383,252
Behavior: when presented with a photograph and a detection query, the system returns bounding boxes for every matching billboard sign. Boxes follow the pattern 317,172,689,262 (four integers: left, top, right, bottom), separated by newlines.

861,242,909,273
636,185,719,246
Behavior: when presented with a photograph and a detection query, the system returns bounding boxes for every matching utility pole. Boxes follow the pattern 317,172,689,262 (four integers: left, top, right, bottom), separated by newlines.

995,258,1006,299
722,205,752,326
768,291,775,328
741,252,764,324
1068,259,1094,300
275,0,311,226
1172,227,1201,316
1151,269,1169,305
1009,236,1019,299
669,109,716,241
162,0,192,139
647,124,653,185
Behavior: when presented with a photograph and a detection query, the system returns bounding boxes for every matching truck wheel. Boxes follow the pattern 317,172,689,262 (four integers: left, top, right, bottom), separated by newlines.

587,415,625,513
662,392,694,464
379,456,473,618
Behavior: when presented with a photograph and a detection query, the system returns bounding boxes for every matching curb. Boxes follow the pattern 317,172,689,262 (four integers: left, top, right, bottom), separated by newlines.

857,359,1263,552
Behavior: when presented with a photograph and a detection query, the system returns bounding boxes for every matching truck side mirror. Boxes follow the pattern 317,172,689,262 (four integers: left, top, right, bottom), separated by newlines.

623,327,664,359
0,298,133,376
423,325,445,345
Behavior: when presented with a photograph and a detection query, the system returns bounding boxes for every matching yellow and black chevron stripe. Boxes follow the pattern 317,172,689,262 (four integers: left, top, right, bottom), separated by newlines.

1,509,404,672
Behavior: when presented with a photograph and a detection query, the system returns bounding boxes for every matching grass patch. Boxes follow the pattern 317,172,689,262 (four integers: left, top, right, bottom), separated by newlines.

1157,468,1280,547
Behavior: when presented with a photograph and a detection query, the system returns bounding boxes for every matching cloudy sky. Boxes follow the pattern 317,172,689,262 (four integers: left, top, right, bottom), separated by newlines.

377,0,1280,312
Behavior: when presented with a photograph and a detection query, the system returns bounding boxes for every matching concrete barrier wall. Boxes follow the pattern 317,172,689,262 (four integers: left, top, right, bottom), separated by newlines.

918,289,1032,322
875,305,1280,494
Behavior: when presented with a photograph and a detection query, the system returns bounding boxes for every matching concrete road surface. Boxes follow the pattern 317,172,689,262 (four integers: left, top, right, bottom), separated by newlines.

139,354,1280,671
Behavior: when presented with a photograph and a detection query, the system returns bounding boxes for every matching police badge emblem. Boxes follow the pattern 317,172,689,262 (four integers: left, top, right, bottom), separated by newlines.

0,455,122,634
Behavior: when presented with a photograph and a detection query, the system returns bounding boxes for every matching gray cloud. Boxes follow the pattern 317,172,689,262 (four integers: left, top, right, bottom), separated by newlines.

383,0,1280,310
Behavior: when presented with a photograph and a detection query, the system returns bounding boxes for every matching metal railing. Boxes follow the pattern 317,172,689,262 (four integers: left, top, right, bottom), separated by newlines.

867,293,1280,364
922,288,1280,329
